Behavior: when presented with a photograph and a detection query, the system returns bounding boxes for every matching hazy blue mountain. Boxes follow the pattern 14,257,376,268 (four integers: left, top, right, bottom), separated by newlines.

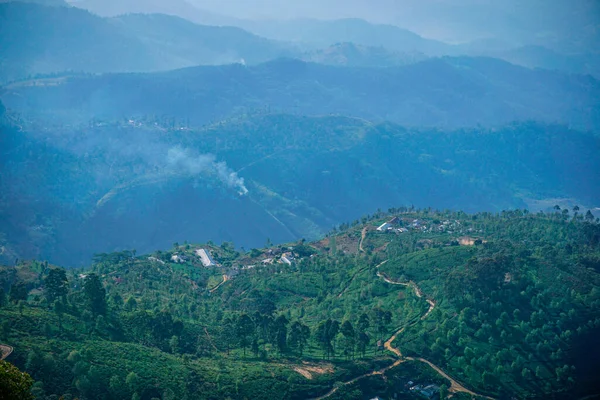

4,57,599,131
111,13,294,66
301,42,427,67
496,46,600,79
1,112,598,266
0,2,161,82
71,0,233,25
0,2,292,83
238,18,454,55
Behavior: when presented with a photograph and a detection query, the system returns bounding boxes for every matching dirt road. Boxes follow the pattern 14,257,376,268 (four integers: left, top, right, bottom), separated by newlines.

209,275,229,293
309,262,494,400
359,227,367,252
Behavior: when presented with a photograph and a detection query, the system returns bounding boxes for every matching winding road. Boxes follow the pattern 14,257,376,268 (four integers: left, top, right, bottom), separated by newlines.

310,261,494,400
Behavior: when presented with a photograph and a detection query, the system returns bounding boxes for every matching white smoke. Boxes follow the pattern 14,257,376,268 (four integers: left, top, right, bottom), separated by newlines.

166,147,248,195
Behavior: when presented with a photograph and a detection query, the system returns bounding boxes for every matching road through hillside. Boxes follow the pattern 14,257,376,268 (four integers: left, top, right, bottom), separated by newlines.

309,261,494,400
209,275,229,293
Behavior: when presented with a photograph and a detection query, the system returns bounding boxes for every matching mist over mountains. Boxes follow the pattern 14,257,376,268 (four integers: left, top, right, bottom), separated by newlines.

1,2,600,400
2,111,598,266
0,0,599,266
4,57,599,131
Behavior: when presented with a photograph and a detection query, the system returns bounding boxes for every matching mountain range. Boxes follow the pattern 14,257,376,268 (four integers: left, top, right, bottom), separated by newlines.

2,0,599,84
0,2,290,83
4,57,599,131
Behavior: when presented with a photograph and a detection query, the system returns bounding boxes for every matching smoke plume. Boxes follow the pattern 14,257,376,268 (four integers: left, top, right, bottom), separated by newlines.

166,147,249,195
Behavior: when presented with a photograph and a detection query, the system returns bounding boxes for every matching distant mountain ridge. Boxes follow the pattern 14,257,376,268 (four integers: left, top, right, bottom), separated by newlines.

70,0,233,25
0,2,292,83
239,18,454,55
4,57,599,131
301,42,428,67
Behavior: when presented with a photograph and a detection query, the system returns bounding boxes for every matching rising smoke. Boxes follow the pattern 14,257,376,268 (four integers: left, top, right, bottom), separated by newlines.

166,147,249,195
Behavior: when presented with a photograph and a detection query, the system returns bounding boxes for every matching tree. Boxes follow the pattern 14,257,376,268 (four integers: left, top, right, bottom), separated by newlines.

109,375,128,400
0,360,34,400
340,321,356,360
357,331,370,358
357,313,370,332
372,308,392,343
84,274,107,316
169,336,180,354
289,321,310,356
236,314,255,357
315,319,339,359
9,282,28,303
585,210,595,222
44,268,68,303
125,297,138,311
273,315,289,355
439,384,448,399
126,372,142,394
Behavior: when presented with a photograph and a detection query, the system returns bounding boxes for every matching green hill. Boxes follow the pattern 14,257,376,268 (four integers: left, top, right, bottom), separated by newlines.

0,210,599,399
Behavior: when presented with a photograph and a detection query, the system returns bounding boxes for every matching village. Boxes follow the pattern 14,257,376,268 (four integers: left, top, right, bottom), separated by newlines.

377,216,466,235
158,213,485,296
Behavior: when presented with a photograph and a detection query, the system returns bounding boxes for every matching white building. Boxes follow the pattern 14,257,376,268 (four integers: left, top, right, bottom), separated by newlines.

195,249,217,267
377,222,392,231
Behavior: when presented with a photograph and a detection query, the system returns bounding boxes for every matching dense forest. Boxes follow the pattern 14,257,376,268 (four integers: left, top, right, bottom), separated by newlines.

1,208,599,399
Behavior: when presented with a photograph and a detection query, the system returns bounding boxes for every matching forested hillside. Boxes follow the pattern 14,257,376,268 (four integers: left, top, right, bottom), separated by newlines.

1,210,599,399
1,111,598,266
4,57,599,130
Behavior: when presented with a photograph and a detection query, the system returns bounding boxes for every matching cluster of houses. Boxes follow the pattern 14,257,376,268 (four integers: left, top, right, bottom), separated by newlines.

377,217,473,236
168,248,217,267
259,248,297,266
231,248,301,272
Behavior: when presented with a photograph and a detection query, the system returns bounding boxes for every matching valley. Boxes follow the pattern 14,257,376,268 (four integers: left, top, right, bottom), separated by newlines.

0,2,599,398
1,111,598,267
